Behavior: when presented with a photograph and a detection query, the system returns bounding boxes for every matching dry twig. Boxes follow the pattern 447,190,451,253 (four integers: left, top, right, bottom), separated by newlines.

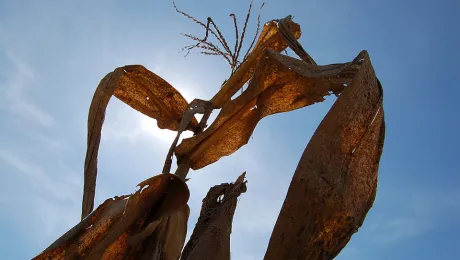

173,0,265,74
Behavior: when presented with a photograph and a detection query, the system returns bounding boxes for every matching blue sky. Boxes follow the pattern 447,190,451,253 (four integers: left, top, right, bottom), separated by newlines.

0,0,459,259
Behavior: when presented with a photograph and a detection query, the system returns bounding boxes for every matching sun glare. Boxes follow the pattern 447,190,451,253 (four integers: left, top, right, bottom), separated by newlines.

139,115,195,142
136,76,205,143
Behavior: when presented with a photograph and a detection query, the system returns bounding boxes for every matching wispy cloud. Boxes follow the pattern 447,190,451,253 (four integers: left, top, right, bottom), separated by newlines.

2,50,56,127
233,196,283,235
6,51,35,80
367,215,433,243
33,197,80,239
357,186,460,245
0,149,80,202
0,148,81,251
10,100,56,127
27,132,68,150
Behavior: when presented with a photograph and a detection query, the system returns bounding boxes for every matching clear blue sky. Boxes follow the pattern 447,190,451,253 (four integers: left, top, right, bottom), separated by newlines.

1,0,459,259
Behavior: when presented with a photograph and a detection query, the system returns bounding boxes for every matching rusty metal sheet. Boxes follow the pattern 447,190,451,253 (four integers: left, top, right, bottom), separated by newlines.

34,174,189,260
181,173,247,260
177,51,365,170
263,51,385,260
82,66,197,219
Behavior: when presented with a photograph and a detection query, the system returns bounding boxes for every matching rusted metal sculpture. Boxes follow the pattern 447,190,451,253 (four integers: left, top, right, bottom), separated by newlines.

34,1,385,259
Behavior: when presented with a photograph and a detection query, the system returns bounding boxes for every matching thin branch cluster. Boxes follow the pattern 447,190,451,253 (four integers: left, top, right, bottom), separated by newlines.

173,0,265,74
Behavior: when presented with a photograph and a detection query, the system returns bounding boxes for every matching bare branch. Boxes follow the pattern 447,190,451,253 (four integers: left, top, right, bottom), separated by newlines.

208,17,233,57
172,0,216,37
243,2,265,62
181,34,233,65
234,0,254,69
230,13,239,65
174,0,268,75
200,51,221,56
173,0,230,58
181,34,225,53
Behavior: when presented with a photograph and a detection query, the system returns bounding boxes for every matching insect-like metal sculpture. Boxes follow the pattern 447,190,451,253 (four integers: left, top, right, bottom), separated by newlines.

34,1,385,259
